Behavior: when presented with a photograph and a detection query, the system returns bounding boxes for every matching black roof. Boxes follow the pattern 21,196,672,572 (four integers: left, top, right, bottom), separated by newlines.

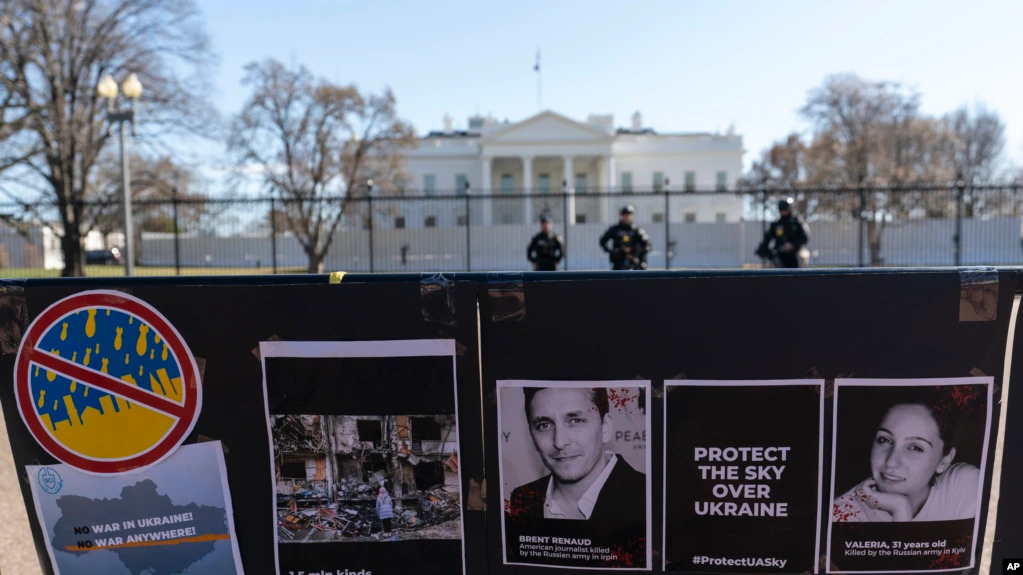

423,130,478,138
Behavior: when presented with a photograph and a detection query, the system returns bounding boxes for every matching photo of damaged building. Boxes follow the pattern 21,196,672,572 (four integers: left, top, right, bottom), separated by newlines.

272,414,461,542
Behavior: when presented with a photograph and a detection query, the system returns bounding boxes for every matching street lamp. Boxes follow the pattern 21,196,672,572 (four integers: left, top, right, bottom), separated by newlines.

97,73,143,276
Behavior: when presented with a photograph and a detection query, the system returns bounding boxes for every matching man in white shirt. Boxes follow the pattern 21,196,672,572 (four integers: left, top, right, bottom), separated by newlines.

506,387,646,533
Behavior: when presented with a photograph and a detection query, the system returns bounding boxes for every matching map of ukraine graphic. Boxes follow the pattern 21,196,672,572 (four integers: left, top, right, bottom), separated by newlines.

50,479,230,575
31,306,185,461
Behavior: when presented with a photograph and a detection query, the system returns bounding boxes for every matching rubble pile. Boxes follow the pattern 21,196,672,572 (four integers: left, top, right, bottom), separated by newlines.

411,489,460,526
277,487,461,540
272,415,325,453
276,480,328,503
336,478,379,500
279,505,355,536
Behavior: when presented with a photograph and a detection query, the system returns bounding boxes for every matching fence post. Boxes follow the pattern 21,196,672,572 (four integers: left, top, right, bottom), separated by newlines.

269,197,278,274
562,190,569,271
954,180,964,267
760,189,767,235
858,188,866,267
368,195,375,273
171,187,181,276
465,191,472,272
664,188,671,270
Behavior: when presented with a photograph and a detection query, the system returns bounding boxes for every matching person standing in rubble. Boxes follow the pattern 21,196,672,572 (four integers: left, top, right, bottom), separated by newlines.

376,487,394,536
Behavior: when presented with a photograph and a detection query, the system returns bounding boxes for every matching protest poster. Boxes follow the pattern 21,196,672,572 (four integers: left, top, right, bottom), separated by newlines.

663,380,824,573
26,441,243,575
498,380,651,570
261,339,467,575
828,378,993,573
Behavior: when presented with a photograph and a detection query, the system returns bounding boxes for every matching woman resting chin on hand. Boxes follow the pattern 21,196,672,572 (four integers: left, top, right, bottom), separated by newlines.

833,401,980,523
854,478,915,522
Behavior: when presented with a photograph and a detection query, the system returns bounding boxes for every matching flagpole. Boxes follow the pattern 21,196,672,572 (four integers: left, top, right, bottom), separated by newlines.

535,49,542,112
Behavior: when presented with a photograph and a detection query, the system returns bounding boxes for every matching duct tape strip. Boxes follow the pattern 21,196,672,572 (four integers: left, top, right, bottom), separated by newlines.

329,271,346,284
421,273,457,326
960,266,998,322
0,282,27,356
487,272,525,323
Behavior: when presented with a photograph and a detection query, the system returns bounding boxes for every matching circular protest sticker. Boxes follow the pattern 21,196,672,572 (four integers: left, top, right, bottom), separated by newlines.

14,290,201,475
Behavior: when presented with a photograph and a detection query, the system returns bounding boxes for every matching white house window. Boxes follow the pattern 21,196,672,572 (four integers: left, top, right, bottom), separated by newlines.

716,171,727,191
424,174,436,196
575,173,586,192
621,172,633,193
424,216,437,228
455,174,467,195
457,214,468,226
501,174,513,194
538,174,551,194
716,212,726,223
652,212,664,223
685,212,697,223
575,214,587,224
685,171,696,192
653,172,664,192
395,216,406,229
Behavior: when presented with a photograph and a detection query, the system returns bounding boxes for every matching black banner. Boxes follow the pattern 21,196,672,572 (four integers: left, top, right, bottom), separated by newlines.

478,269,1015,575
0,279,486,575
1,268,1020,575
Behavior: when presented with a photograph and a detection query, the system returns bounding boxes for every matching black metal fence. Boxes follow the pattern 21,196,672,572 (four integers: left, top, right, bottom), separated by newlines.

1,184,1021,277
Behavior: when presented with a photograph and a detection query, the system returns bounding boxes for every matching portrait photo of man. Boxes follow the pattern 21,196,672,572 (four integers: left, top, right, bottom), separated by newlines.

513,386,644,520
498,381,650,569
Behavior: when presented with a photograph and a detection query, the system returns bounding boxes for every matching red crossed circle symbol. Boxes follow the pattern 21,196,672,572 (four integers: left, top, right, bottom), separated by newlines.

14,290,201,474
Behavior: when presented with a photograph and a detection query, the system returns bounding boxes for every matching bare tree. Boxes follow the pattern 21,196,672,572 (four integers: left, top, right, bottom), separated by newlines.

795,74,959,263
800,73,915,186
0,0,216,276
89,152,219,230
944,103,1006,185
229,59,415,273
743,133,805,188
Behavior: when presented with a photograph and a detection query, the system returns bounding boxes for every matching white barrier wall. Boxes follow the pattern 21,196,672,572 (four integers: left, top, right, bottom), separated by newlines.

133,217,1023,272
0,227,46,268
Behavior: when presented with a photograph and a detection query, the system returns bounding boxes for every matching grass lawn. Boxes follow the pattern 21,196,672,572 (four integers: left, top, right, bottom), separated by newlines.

0,265,310,279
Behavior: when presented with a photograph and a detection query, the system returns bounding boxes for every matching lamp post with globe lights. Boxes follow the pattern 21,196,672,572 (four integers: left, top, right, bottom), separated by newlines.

97,73,143,276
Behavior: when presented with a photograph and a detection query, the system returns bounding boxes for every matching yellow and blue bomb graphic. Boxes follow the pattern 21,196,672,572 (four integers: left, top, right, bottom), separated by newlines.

15,291,201,474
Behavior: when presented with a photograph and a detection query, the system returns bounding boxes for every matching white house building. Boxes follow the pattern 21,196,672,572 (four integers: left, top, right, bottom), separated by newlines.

394,110,745,229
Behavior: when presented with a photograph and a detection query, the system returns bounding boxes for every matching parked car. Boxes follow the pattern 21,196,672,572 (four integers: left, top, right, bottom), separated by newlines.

85,248,121,265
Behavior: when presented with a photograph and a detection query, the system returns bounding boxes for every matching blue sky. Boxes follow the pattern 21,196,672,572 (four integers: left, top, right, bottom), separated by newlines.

195,0,1022,182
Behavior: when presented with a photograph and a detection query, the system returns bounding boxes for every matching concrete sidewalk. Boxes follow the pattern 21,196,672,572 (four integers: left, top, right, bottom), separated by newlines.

0,406,42,575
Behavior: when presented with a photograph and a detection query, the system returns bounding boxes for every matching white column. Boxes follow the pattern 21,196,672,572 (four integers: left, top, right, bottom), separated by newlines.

600,155,615,223
522,155,533,225
481,155,492,226
563,156,575,226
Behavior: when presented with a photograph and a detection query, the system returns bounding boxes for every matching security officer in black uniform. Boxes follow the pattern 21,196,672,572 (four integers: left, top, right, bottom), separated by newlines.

756,197,809,268
600,205,651,270
527,215,564,271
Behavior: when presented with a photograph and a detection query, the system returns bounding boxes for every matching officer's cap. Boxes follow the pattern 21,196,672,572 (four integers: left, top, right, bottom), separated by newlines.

778,197,794,211
620,205,635,215
539,215,551,224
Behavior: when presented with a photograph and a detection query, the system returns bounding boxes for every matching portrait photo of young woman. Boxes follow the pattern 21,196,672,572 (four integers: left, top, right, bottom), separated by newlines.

831,381,990,524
